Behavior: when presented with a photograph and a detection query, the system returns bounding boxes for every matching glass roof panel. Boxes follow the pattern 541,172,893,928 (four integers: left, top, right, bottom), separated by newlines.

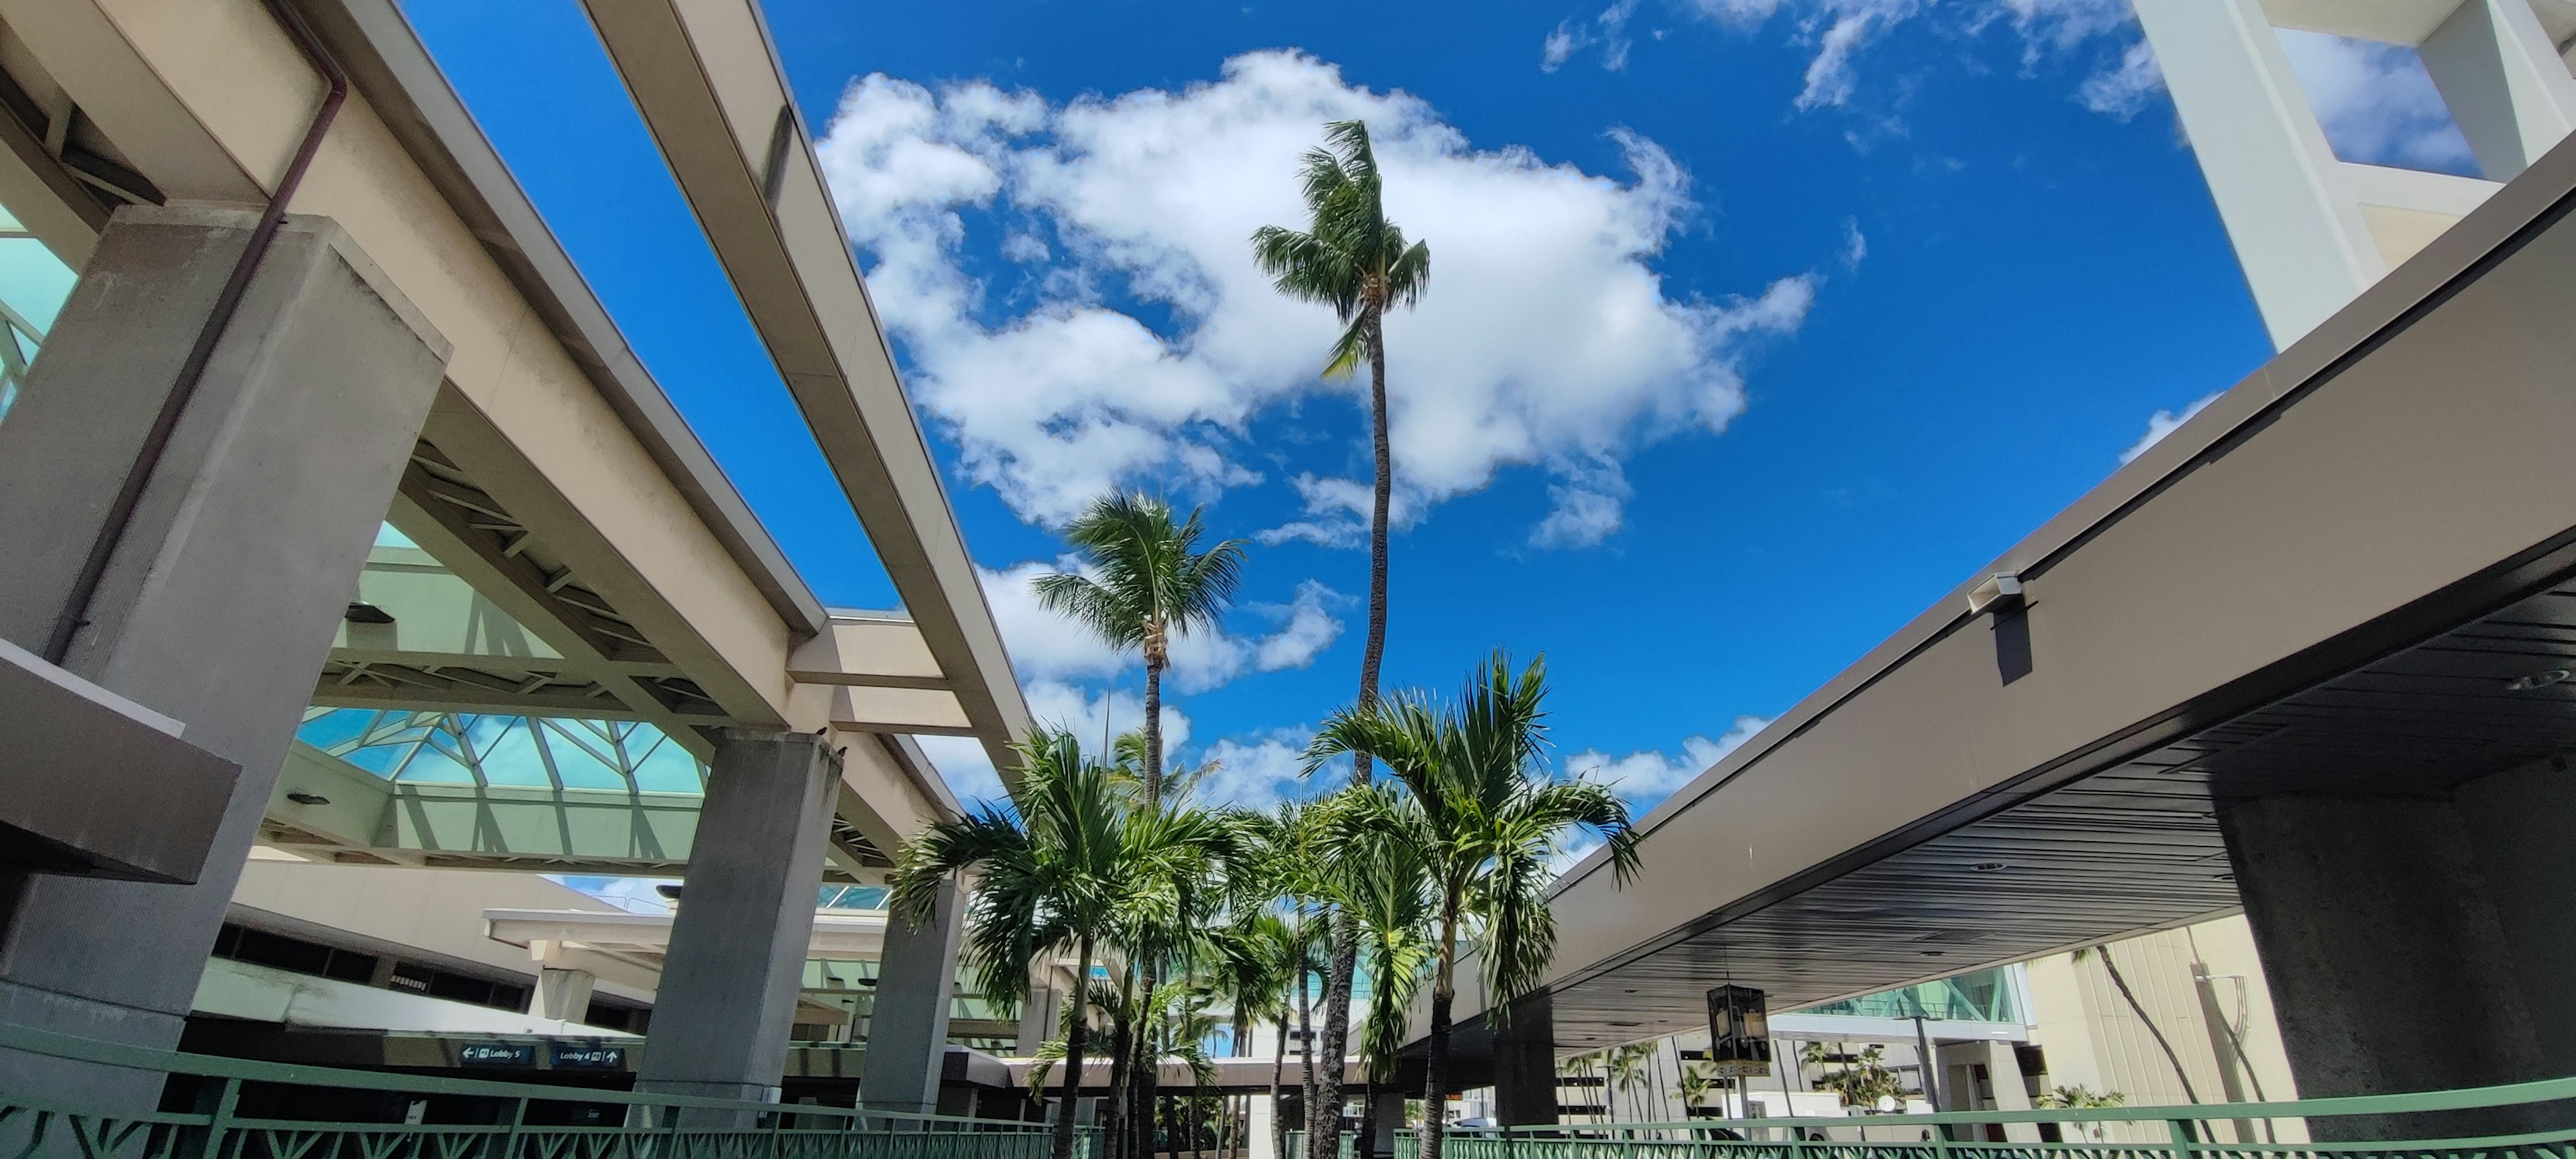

297,708,709,795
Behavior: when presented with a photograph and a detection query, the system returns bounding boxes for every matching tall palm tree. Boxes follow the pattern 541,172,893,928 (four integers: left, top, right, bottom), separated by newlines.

1253,123,1430,1155
1309,654,1642,1159
1036,493,1248,808
888,729,1124,1159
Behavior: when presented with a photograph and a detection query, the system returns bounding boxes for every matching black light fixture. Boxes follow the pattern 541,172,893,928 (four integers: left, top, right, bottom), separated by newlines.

1919,949,1947,957
2507,668,2571,692
1705,985,1772,1077
285,791,329,806
1970,861,2008,873
344,602,395,624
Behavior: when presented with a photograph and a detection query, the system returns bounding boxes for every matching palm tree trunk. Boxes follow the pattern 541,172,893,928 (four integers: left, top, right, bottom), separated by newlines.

1360,1079,1384,1159
1318,298,1389,1159
1418,993,1451,1159
1271,1012,1289,1159
1057,937,1095,1159
2094,945,2202,1103
1108,967,1136,1159
1357,300,1390,786
1310,929,1354,1159
1297,968,1317,1150
1143,655,1165,808
1418,916,1456,1159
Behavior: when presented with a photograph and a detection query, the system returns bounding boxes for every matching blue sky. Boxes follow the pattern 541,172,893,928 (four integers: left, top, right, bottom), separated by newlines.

403,0,2469,814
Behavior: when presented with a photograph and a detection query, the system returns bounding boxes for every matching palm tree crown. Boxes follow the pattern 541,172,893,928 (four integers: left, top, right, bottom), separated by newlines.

1036,492,1246,807
1307,653,1641,1159
890,728,1246,1159
1250,120,1432,380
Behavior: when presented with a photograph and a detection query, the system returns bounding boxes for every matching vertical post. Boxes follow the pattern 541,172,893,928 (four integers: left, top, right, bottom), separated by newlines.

0,206,449,1109
862,875,966,1115
635,730,841,1124
2129,0,2383,347
200,1077,241,1159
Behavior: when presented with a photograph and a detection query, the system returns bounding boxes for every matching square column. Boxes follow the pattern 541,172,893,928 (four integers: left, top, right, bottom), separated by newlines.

1489,991,1558,1127
2220,783,2569,1138
0,205,448,1107
636,729,840,1118
861,876,964,1115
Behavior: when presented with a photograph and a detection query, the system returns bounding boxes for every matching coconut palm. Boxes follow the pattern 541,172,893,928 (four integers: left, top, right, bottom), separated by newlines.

888,729,1124,1159
1036,493,1247,808
1253,123,1430,1153
1308,653,1642,1159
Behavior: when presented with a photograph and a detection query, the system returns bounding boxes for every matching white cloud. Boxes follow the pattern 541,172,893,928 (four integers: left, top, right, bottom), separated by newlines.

1796,11,1890,111
1676,0,2156,121
1839,216,1868,268
979,559,1347,694
1530,453,1633,549
1193,730,1330,810
816,53,1817,543
2119,390,2220,463
1565,714,1771,810
2274,30,2478,175
1542,0,1644,72
1543,21,1587,71
2078,38,2164,119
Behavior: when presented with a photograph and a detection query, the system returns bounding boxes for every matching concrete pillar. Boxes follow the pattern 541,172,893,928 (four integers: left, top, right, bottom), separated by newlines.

1364,1086,1405,1158
532,968,597,1024
2455,755,2576,1077
2132,0,2383,348
2220,790,2569,1138
2420,0,2576,183
0,205,447,1107
636,730,839,1118
861,876,964,1115
1489,990,1557,1127
1015,963,1063,1056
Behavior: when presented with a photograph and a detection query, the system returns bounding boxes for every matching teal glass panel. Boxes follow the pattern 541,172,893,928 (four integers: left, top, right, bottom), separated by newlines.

1800,967,2021,1022
0,203,74,425
297,708,709,794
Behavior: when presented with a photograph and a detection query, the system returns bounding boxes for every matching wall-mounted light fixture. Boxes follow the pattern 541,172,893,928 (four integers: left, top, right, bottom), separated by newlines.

1967,573,2025,616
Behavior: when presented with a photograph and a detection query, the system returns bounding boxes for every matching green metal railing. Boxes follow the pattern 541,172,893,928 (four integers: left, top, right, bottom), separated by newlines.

0,1021,1091,1159
1307,1074,2576,1159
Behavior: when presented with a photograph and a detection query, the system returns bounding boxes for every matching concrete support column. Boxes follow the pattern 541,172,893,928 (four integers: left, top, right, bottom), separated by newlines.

1015,963,1063,1057
2220,788,2569,1138
1364,1086,1404,1158
2420,0,2576,183
861,876,964,1115
636,730,840,1118
532,968,597,1024
0,205,447,1107
1489,990,1558,1127
2131,0,2382,347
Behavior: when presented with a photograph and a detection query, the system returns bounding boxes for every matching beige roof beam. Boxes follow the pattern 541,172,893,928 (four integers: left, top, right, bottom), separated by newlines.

578,0,1030,776
787,612,949,690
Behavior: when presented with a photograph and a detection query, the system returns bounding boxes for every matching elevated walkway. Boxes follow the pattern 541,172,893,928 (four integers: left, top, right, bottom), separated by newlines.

1438,107,2576,1111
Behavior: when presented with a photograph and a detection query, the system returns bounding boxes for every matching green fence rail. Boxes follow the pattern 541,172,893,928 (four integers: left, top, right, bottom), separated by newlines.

0,1021,1091,1159
1303,1074,2576,1159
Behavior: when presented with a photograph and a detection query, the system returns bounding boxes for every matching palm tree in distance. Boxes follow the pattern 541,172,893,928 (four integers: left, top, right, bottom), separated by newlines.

1252,117,1430,1158
1309,653,1642,1159
1036,492,1248,809
887,729,1123,1159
